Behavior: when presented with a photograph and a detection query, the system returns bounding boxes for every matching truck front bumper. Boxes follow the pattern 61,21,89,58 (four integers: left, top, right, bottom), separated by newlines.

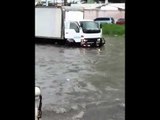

81,38,105,47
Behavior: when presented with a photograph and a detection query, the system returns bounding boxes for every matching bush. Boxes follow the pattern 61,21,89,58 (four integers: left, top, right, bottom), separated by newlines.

102,24,125,36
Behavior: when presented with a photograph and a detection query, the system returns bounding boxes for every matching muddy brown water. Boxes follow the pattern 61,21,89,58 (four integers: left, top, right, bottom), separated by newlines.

35,36,125,120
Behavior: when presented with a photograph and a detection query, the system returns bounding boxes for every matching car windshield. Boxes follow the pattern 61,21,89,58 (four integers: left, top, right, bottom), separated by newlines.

80,21,99,30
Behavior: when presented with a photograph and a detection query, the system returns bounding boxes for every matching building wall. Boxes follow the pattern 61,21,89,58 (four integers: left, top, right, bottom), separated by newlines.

84,9,125,20
35,0,41,2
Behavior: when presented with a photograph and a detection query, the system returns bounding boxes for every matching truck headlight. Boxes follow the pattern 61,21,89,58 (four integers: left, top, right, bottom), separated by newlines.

97,38,101,42
83,39,87,42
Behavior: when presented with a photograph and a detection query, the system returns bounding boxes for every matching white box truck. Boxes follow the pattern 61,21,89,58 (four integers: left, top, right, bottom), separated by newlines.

35,6,105,47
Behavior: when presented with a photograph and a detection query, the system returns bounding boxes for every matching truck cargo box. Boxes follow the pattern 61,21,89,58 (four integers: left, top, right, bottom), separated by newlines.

35,7,63,39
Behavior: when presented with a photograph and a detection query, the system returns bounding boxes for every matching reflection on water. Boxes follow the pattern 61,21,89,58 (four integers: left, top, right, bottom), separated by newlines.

78,47,106,55
35,36,125,120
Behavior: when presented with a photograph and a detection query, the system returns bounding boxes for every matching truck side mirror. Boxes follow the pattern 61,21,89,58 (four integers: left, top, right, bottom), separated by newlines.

75,27,80,33
79,23,83,28
96,22,102,29
79,27,82,32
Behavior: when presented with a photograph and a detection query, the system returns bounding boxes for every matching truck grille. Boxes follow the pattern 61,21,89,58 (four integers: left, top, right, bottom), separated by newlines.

85,38,98,42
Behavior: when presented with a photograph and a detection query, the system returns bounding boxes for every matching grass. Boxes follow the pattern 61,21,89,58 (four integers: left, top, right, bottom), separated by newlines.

102,24,125,36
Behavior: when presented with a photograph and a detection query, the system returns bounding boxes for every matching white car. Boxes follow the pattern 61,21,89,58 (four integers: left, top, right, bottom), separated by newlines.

94,17,115,25
35,87,42,120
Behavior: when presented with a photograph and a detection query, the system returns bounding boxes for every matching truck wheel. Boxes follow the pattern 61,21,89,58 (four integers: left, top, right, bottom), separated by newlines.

58,40,65,45
65,39,70,46
99,43,103,47
99,38,105,47
65,39,75,46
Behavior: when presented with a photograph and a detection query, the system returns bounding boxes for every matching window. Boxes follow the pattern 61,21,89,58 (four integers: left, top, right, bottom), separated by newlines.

104,18,110,21
70,22,79,33
80,21,99,30
80,21,100,33
94,17,110,21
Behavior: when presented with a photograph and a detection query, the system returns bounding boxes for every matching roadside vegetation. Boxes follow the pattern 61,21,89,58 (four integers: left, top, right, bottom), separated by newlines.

102,24,125,36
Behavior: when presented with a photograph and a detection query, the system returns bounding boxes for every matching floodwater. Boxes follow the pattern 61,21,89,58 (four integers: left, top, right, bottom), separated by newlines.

35,36,125,120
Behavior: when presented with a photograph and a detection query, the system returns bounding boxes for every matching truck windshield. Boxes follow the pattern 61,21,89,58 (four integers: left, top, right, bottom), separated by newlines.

80,21,100,33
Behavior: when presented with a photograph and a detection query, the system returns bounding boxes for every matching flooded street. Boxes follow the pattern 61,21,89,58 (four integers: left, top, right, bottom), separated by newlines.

35,36,125,120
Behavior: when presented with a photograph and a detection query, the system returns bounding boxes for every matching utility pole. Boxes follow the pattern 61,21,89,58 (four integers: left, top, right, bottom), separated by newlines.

46,0,48,6
64,0,67,6
105,0,108,4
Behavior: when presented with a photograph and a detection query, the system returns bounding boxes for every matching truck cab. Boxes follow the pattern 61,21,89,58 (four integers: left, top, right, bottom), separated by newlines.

65,21,81,44
64,19,105,47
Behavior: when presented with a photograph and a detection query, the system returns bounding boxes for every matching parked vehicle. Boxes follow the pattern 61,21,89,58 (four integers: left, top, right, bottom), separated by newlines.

35,6,105,47
65,19,105,47
94,17,115,25
35,87,42,120
116,18,125,25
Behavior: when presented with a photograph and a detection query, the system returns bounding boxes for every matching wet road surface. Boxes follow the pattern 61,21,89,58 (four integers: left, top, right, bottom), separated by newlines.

35,36,125,120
